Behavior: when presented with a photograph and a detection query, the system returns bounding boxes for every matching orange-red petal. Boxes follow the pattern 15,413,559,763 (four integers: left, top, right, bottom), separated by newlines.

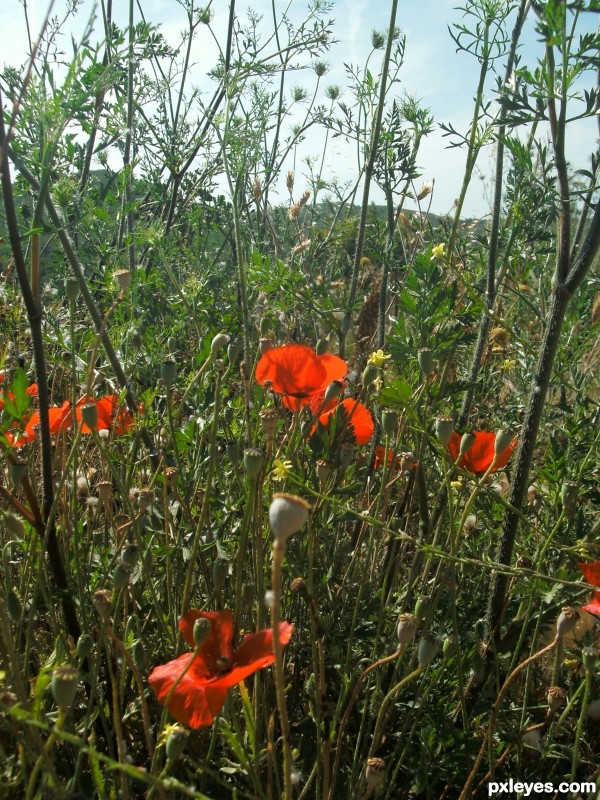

578,561,600,588
317,398,374,445
256,344,347,400
447,431,516,474
582,592,600,617
179,610,235,678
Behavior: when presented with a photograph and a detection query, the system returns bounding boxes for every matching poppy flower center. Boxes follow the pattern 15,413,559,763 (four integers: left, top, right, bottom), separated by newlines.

216,656,232,674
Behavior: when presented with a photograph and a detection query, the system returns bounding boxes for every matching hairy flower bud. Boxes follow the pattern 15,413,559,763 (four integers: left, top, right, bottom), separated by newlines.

51,665,80,711
556,606,579,639
210,332,230,357
417,633,440,668
396,613,418,646
193,617,212,649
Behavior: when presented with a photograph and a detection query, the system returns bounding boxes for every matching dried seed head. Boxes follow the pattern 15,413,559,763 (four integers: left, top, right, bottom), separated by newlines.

269,493,310,544
556,606,579,639
546,685,567,714
97,480,113,505
365,757,386,790
114,269,131,294
286,170,294,190
339,442,356,467
561,481,579,518
291,577,309,597
93,589,113,621
463,514,477,534
3,512,25,537
396,613,418,646
260,408,279,438
137,488,154,512
252,177,262,201
416,181,433,201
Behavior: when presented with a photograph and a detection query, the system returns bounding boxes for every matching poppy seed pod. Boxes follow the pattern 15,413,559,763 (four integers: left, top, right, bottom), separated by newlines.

51,665,80,711
546,685,566,714
365,757,386,791
167,336,177,354
223,406,235,425
260,408,279,438
435,417,454,447
418,348,435,378
132,640,146,672
166,725,189,762
226,441,241,466
582,647,598,671
316,459,331,484
161,359,177,388
114,269,131,294
244,448,264,479
193,617,212,648
269,493,310,544
4,513,24,537
97,480,113,505
396,613,418,646
556,606,579,638
324,380,344,404
341,313,352,334
315,338,328,355
65,277,80,302
443,634,458,660
121,543,139,569
362,363,380,387
81,403,98,431
227,339,242,364
93,589,112,621
76,634,94,661
561,481,579,518
417,632,440,668
210,332,230,357
112,560,132,591
339,442,356,467
414,594,433,622
212,556,229,593
9,460,27,487
494,428,514,456
459,432,476,456
381,409,398,437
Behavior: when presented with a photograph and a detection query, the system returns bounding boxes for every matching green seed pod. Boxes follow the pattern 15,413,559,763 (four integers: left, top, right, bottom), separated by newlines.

212,556,229,592
417,633,440,668
210,332,230,356
362,363,380,387
417,348,435,378
81,403,98,431
381,410,398,437
9,460,27,487
414,594,433,622
161,359,177,388
582,647,598,671
112,560,132,591
65,277,80,302
244,448,264,479
223,406,235,425
341,313,352,334
556,606,579,639
259,317,271,335
51,665,79,711
226,441,242,466
227,338,242,365
132,640,146,672
165,725,189,762
324,380,343,404
459,432,476,456
315,338,329,355
434,417,454,447
76,634,94,661
121,543,139,569
561,481,578,518
442,634,458,660
193,617,212,648
167,336,177,354
494,429,514,455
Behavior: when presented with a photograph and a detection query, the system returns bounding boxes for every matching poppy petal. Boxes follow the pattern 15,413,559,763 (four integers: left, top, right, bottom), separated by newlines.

318,399,374,445
179,610,235,677
578,561,600,588
581,591,600,617
148,653,228,728
256,345,325,396
221,622,294,688
447,431,516,474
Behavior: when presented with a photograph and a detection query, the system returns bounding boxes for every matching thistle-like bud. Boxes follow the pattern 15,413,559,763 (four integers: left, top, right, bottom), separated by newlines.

494,429,514,455
212,556,229,592
210,332,230,357
269,493,310,545
193,617,212,649
546,685,567,714
417,633,440,668
114,269,131,294
556,606,579,639
166,725,189,762
161,359,177,388
396,613,418,646
435,417,454,447
381,410,398,437
561,481,578,518
81,403,98,431
244,448,264,479
464,514,477,534
51,665,80,711
112,560,132,591
417,348,435,378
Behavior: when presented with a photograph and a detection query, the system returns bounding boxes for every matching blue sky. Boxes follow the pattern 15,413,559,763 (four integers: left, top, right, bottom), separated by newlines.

2,0,598,217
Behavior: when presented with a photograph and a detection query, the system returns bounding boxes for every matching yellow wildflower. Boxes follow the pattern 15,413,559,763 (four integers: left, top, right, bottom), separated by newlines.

158,723,185,748
499,359,516,371
368,349,391,368
431,243,446,260
271,459,293,482
450,477,463,491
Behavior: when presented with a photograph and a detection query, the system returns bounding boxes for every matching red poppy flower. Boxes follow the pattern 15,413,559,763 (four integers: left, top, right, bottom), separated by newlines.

374,445,400,470
0,381,38,412
447,431,516,474
256,344,347,410
75,394,134,434
316,398,374,445
6,400,72,447
149,610,293,729
578,562,600,616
